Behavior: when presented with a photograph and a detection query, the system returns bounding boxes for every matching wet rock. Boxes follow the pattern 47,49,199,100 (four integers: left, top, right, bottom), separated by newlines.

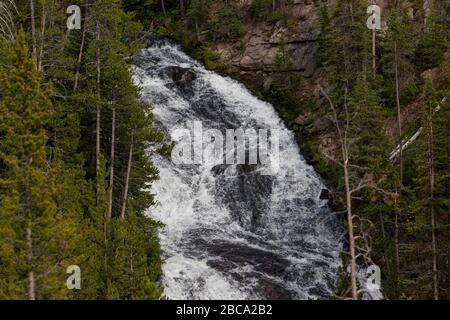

257,277,293,300
165,66,197,84
294,115,306,126
304,198,315,207
199,239,291,277
214,165,274,230
320,189,329,200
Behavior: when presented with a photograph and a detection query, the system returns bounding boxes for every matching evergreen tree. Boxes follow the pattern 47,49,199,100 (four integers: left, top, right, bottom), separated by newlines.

0,0,164,300
408,79,450,299
0,31,81,299
323,0,370,88
414,8,448,71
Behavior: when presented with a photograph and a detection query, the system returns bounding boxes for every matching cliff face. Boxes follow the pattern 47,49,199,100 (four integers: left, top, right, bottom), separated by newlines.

201,0,367,160
213,0,323,93
195,0,441,161
209,0,424,82
208,1,393,91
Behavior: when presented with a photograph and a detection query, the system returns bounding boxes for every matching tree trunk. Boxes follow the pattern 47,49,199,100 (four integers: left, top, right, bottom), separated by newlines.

394,43,403,184
96,22,101,200
37,6,46,71
195,18,200,41
103,207,109,297
121,135,134,221
26,226,35,300
107,107,115,220
29,0,37,60
74,3,87,91
394,43,402,283
394,197,400,281
161,0,166,16
372,29,376,71
320,85,357,299
428,115,439,300
344,160,358,300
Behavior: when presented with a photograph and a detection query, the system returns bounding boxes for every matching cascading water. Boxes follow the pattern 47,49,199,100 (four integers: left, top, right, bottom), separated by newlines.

133,39,344,300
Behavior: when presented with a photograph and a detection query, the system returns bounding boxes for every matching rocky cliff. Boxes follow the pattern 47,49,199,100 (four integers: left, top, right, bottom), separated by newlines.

192,0,444,165
213,0,323,94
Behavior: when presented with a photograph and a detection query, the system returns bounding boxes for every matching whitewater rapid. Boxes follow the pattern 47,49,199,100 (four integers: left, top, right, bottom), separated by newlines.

133,39,343,300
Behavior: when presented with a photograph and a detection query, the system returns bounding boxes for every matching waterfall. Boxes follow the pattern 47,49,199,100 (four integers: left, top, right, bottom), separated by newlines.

133,39,343,300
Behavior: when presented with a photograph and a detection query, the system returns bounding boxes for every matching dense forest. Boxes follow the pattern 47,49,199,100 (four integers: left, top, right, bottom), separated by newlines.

0,0,449,300
0,0,165,299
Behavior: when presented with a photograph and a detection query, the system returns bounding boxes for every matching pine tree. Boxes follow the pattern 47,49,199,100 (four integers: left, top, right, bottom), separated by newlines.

316,1,333,70
0,31,81,299
0,0,165,300
380,5,416,288
110,211,162,299
409,78,450,299
414,7,448,71
324,0,370,88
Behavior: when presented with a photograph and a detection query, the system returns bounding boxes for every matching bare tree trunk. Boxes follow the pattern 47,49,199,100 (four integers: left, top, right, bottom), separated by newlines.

372,29,376,71
379,209,386,239
96,22,101,200
344,160,358,300
394,44,403,184
95,20,109,296
29,0,37,60
180,0,184,15
103,207,109,297
73,27,86,91
26,226,35,300
120,135,134,221
394,196,400,278
161,0,166,16
394,43,402,282
428,115,439,300
423,0,431,25
130,251,134,274
195,18,200,41
37,5,46,71
107,107,115,220
320,86,357,299
73,3,87,91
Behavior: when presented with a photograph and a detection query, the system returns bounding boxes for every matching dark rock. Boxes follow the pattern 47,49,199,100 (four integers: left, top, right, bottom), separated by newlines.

294,115,306,126
320,189,329,200
165,66,197,84
214,165,274,231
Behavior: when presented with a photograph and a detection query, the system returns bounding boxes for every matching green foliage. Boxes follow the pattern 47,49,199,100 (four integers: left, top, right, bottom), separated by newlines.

380,5,417,107
322,0,371,88
316,1,333,69
0,31,82,299
249,0,274,20
207,4,245,41
249,0,291,25
315,0,449,299
270,40,302,109
414,9,448,71
0,1,163,300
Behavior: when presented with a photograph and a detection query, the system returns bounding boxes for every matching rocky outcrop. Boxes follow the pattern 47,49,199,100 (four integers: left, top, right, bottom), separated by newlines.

211,0,323,93
195,0,436,163
204,0,420,94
